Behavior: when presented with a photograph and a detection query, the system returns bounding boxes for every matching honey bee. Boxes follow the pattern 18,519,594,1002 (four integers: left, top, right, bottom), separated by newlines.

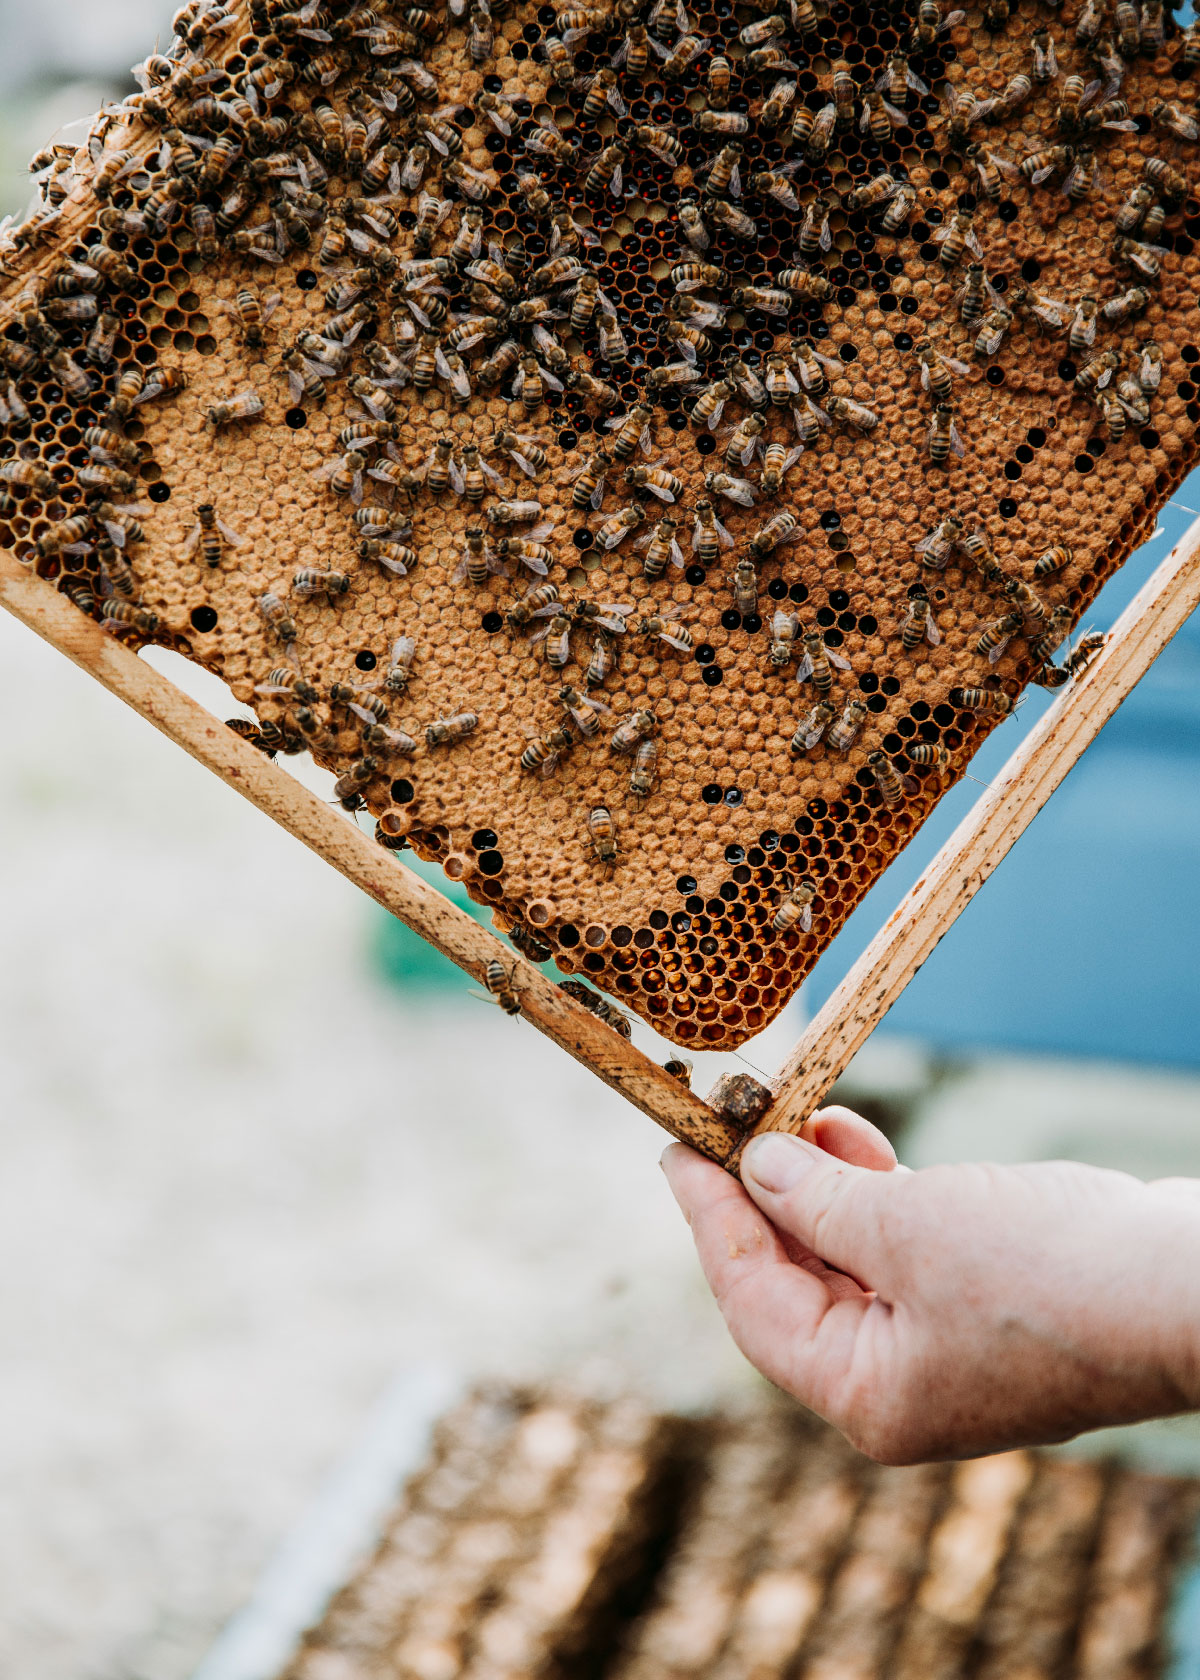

773,876,817,933
1074,349,1119,396
35,514,94,560
1138,342,1163,392
932,210,982,271
928,404,966,464
1113,238,1165,282
759,442,804,497
361,540,419,578
255,667,321,707
828,697,870,754
205,388,264,431
1102,285,1151,325
790,700,835,753
185,502,243,569
1144,157,1188,204
825,396,879,432
0,459,57,497
454,527,508,585
611,708,657,757
767,608,800,669
947,682,1001,715
488,429,545,481
493,537,553,578
706,52,732,106
559,979,631,1037
1019,143,1073,187
797,631,852,695
914,339,970,402
705,198,758,241
568,448,610,513
560,684,612,738
795,194,833,257
595,505,646,551
748,509,800,560
257,591,297,644
727,557,758,618
723,413,766,471
86,310,120,369
487,500,548,530
975,611,1022,663
868,750,917,809
1063,631,1106,677
704,471,758,508
877,50,927,108
1027,604,1073,666
764,353,800,408
100,601,158,639
900,588,942,651
624,464,683,504
692,499,733,568
638,515,684,580
543,32,575,84
505,582,559,634
684,376,732,433
974,307,1014,359
776,270,833,304
426,711,478,748
639,602,698,653
584,142,626,198
586,806,619,873
293,567,352,603
521,725,575,777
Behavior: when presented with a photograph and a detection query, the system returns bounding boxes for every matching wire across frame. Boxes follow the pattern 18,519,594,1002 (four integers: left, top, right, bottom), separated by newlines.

3,521,1199,1166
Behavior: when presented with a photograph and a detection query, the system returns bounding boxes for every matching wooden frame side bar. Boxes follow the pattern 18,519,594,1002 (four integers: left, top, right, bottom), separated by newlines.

735,516,1200,1155
0,550,741,1162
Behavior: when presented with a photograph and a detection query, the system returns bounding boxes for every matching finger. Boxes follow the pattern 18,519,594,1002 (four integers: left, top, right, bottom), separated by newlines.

739,1131,893,1279
662,1144,872,1402
807,1105,898,1171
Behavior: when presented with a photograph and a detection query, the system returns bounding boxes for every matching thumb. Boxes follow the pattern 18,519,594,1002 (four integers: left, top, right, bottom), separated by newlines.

740,1130,890,1278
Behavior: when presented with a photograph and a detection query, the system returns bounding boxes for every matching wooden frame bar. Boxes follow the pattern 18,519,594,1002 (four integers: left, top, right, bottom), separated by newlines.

4,517,1200,1169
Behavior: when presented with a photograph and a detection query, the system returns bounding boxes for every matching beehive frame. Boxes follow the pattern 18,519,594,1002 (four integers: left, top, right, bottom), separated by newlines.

2,0,1200,1157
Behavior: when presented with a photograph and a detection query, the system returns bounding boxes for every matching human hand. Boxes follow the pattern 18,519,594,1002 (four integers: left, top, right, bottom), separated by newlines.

662,1110,1200,1464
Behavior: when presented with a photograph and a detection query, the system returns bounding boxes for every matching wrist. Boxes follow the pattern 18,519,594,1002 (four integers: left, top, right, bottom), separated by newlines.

1140,1185,1200,1411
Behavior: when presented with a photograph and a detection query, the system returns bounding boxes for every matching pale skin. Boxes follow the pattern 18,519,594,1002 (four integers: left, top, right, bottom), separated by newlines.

662,1108,1200,1466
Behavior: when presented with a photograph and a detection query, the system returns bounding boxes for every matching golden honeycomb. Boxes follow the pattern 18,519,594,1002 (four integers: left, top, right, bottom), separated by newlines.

2,0,1199,1048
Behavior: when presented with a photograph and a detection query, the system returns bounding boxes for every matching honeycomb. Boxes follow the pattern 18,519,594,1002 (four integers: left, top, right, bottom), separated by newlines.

282,1385,1199,1680
3,0,1199,1047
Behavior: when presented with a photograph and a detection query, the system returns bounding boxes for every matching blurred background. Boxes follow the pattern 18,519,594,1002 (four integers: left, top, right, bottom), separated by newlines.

1,5,1200,1678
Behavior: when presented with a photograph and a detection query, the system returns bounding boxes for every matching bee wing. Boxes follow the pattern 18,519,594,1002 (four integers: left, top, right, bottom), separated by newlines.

826,647,852,670
949,420,966,456
987,634,1011,664
726,477,758,506
1030,159,1059,186
925,616,943,648
653,629,691,651
706,399,727,432
772,608,797,639
795,651,814,682
183,521,203,556
539,363,565,393
589,480,607,511
448,455,466,494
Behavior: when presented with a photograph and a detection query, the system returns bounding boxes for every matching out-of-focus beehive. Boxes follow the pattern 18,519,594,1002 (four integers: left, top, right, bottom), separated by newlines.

278,1388,1199,1680
2,0,1198,1047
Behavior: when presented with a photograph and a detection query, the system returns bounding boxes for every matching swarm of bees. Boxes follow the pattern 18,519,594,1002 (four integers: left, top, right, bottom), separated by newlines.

0,0,1191,1045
